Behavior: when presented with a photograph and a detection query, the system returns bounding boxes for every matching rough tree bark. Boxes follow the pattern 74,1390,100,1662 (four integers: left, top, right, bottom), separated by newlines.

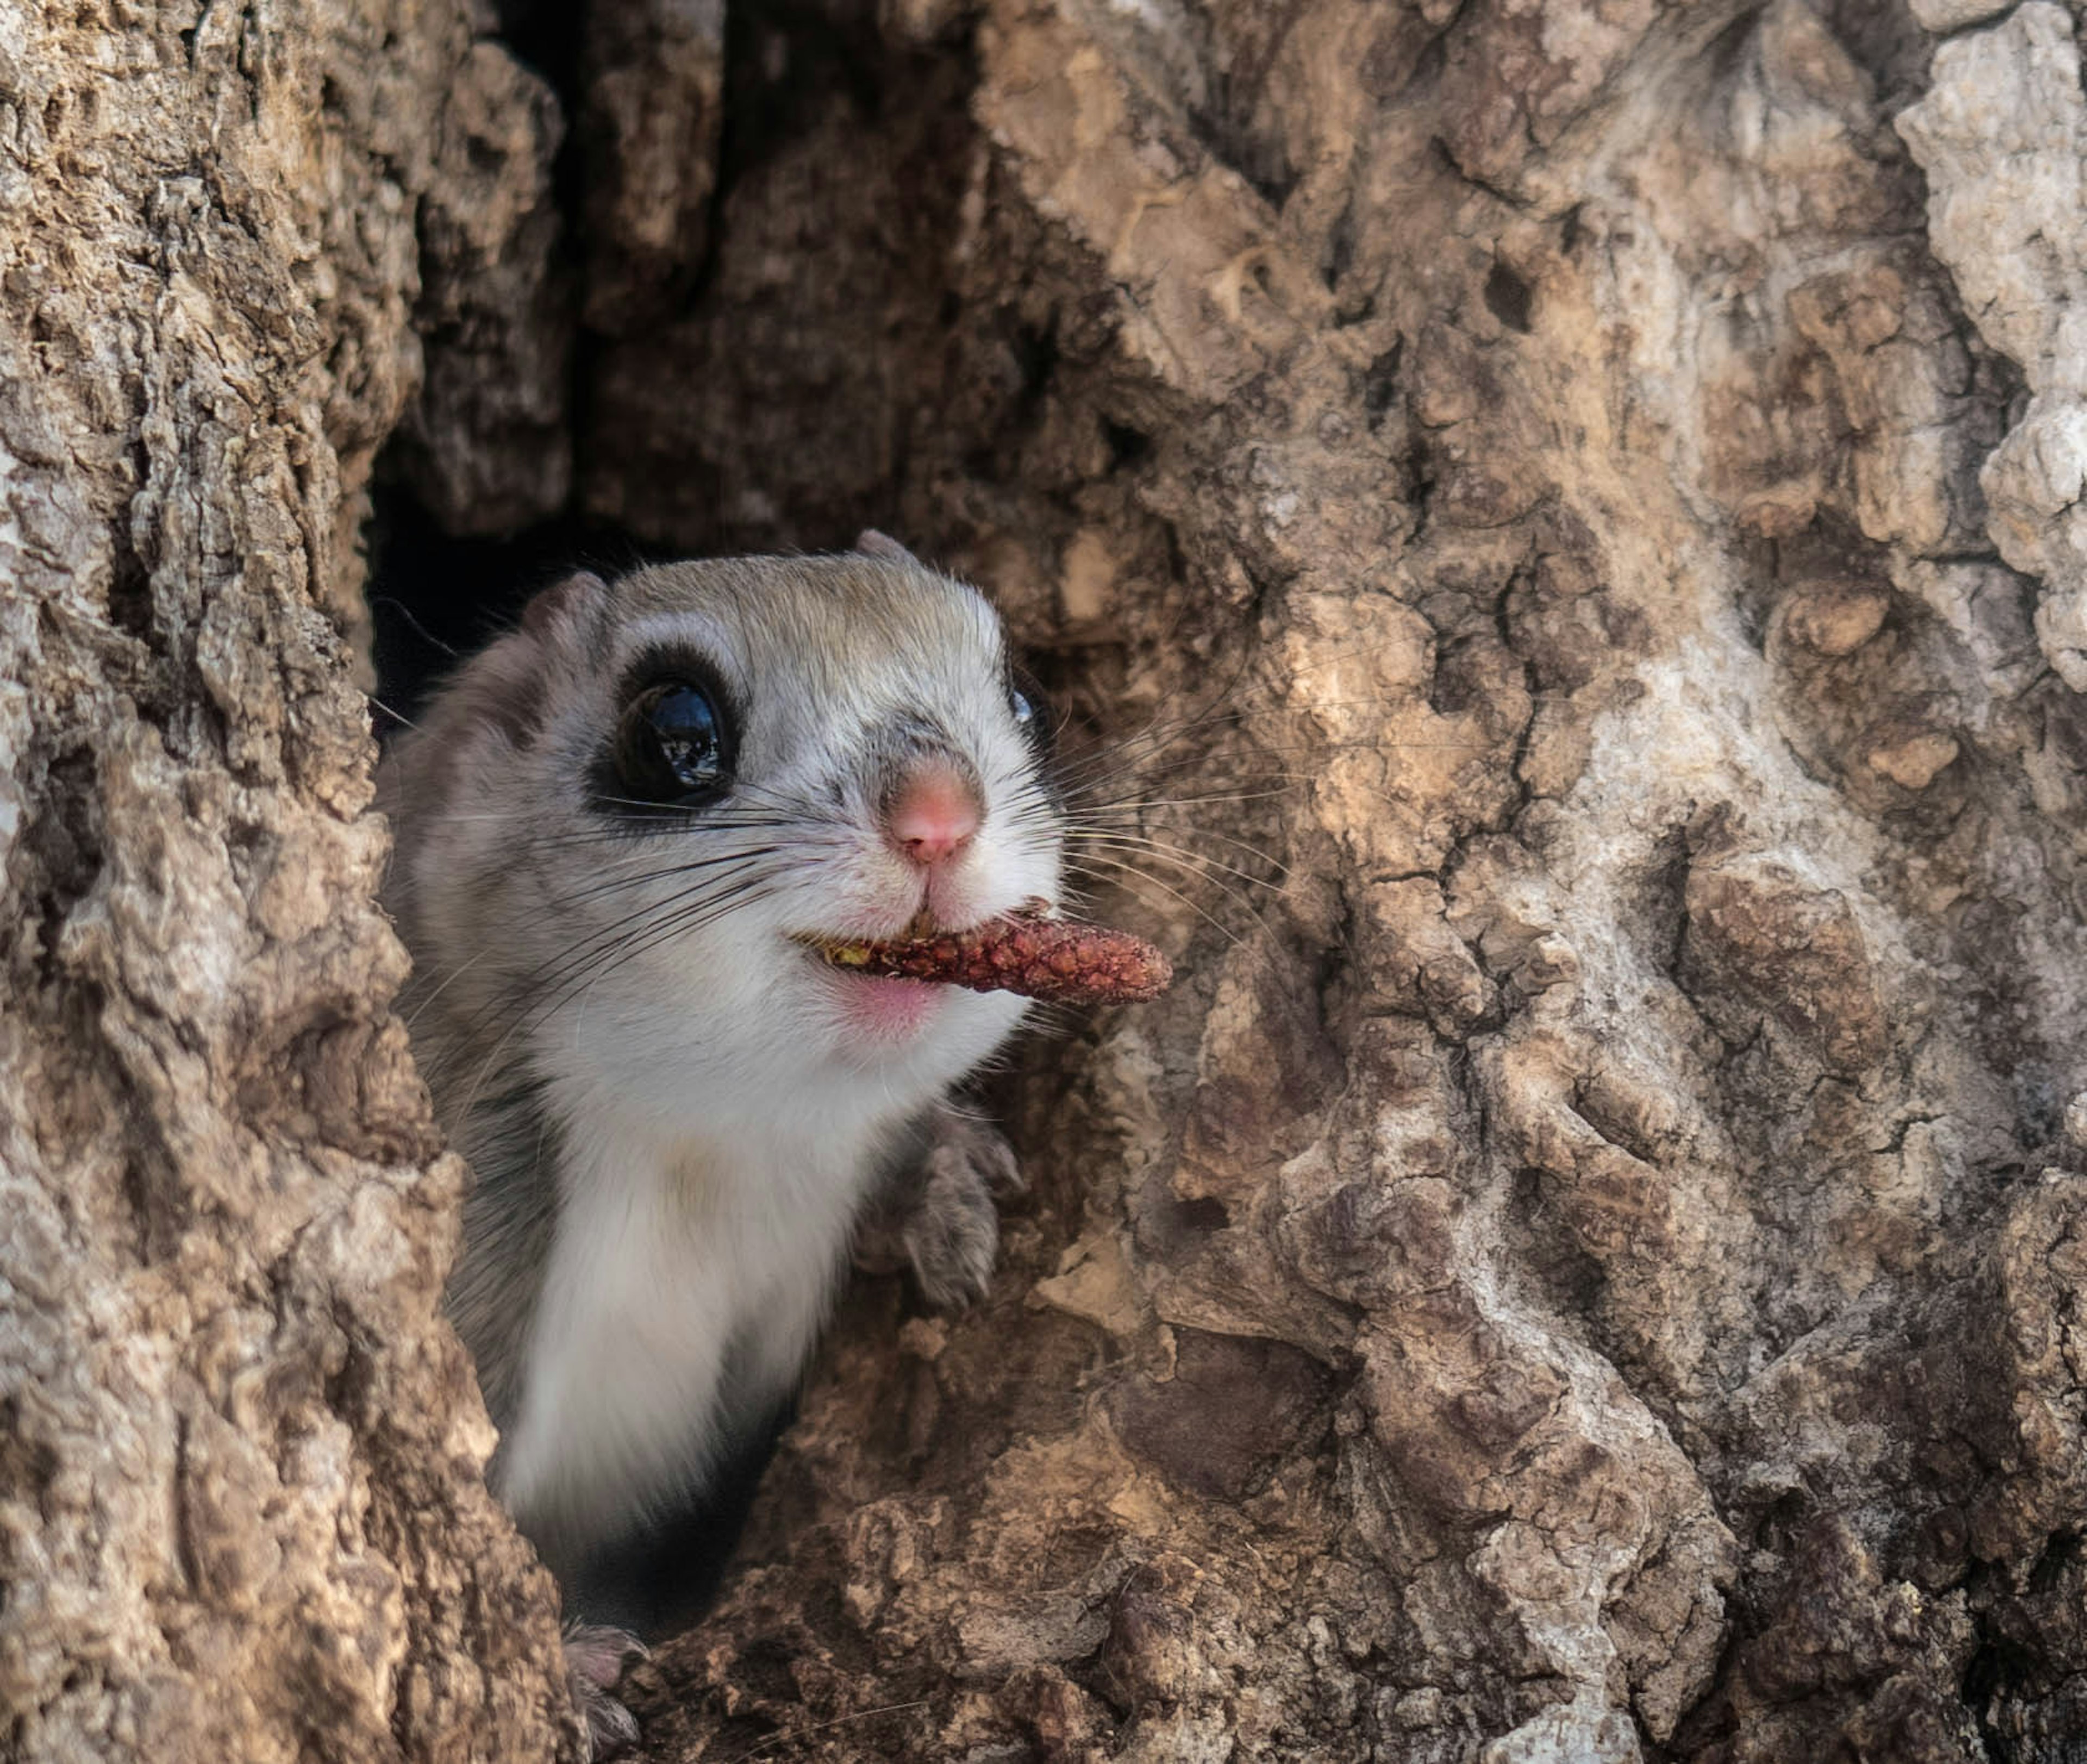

579,3,2087,1760
7,2,2087,1764
0,1,578,1758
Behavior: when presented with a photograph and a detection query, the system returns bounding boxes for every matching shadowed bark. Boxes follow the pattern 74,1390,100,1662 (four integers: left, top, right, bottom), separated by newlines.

9,1,2087,1762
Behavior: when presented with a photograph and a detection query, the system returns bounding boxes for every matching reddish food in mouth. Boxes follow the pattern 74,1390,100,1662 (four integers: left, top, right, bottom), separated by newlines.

802,904,1172,1005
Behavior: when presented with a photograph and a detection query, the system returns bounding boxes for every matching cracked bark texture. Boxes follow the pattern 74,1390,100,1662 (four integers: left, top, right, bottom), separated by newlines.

565,1,2087,1760
11,1,2087,1762
0,2,577,1760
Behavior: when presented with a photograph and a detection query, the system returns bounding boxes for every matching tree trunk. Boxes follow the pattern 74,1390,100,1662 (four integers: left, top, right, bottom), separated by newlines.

9,1,2087,1762
0,1,576,1758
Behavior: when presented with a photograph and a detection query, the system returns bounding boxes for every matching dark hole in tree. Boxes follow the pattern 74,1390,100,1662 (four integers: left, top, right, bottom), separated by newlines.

1483,260,1533,334
1103,420,1151,472
361,0,1135,1655
364,491,655,729
2029,1527,2082,1593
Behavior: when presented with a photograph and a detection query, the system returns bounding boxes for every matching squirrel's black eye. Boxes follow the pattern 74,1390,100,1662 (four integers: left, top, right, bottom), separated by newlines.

615,680,732,805
1008,667,1052,752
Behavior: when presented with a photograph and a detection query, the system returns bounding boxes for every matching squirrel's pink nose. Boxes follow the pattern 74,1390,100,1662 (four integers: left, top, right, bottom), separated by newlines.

884,764,982,868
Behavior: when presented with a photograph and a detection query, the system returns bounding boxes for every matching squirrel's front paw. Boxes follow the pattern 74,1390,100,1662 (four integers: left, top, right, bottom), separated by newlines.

564,1622,646,1761
908,1115,1021,1308
855,1106,1023,1308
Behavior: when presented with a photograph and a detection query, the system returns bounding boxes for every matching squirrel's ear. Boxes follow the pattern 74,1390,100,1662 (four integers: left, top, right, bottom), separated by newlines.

854,529,921,565
520,570,609,640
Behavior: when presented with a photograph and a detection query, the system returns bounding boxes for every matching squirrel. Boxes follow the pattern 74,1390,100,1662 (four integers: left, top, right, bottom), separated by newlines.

378,536,1065,1754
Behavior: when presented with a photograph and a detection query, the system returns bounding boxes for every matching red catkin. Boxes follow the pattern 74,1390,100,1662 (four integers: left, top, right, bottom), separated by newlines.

805,909,1172,1005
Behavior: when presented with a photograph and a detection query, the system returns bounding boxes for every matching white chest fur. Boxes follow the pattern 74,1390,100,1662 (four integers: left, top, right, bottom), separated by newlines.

380,551,1066,1604
492,1102,874,1578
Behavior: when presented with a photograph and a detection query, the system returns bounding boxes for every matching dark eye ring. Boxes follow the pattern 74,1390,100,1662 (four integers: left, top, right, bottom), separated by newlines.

615,679,732,805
